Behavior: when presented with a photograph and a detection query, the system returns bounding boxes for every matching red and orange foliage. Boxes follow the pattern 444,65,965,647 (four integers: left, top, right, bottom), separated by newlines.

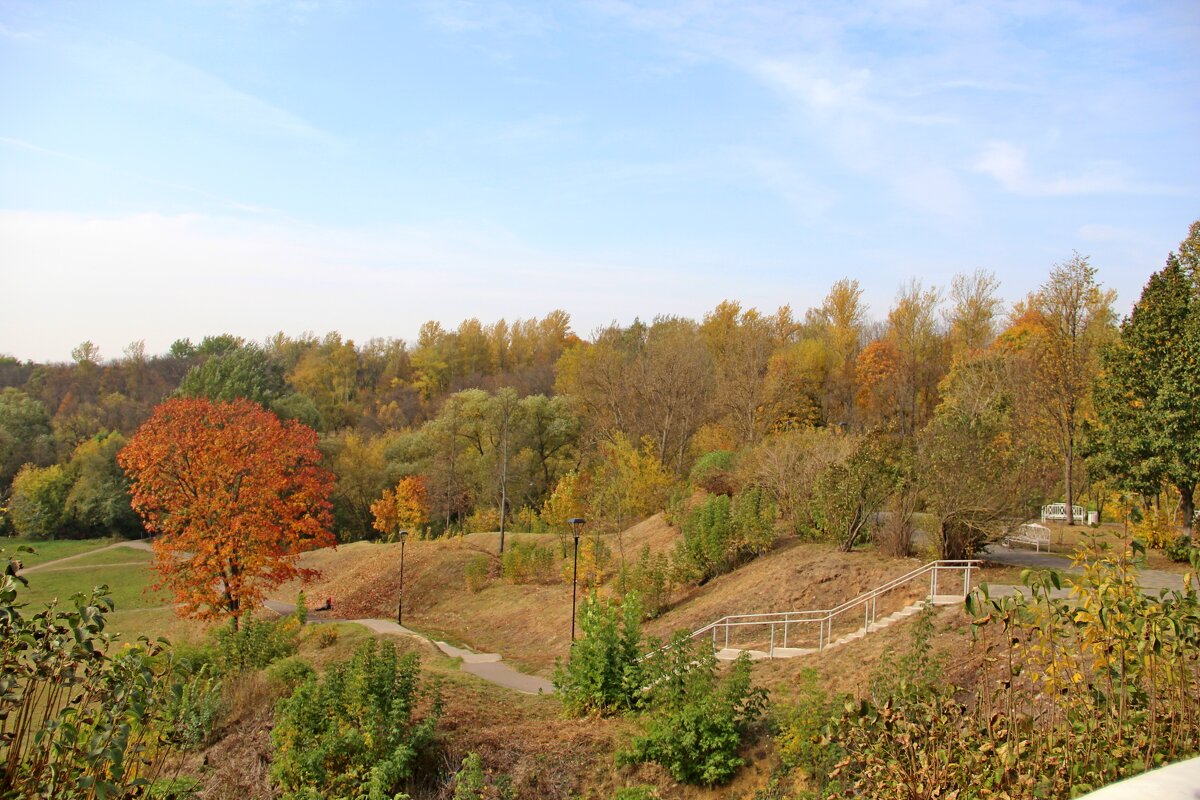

118,397,334,623
370,475,429,538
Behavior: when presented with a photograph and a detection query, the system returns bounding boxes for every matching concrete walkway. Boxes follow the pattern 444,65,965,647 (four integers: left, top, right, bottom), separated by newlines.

263,600,553,696
18,539,153,575
981,544,1190,599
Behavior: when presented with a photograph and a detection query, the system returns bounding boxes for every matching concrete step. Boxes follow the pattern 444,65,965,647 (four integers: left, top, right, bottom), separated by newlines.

930,594,964,606
770,646,819,658
715,648,772,662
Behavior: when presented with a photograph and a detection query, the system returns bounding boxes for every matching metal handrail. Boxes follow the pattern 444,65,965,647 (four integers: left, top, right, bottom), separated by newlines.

653,559,979,660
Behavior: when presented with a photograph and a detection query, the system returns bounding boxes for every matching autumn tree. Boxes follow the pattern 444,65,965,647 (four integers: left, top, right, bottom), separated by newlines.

372,475,430,539
0,388,54,490
119,397,335,626
1028,255,1116,524
885,279,944,437
178,344,287,406
920,350,1048,558
1090,245,1200,531
810,279,868,428
946,269,1004,361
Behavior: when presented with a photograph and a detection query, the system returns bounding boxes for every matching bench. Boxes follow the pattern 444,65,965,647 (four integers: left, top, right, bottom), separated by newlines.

1041,503,1085,524
1006,523,1051,552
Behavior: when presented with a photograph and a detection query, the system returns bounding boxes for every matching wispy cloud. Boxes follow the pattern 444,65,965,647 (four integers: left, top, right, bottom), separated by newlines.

420,1,548,35
67,37,336,145
0,137,280,215
974,141,1129,196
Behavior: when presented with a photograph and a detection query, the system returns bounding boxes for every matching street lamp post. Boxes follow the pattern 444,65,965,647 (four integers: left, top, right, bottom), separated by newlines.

397,530,408,626
568,517,586,641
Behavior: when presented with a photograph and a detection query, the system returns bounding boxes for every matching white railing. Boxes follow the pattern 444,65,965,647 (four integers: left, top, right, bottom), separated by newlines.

664,560,979,661
1041,503,1085,524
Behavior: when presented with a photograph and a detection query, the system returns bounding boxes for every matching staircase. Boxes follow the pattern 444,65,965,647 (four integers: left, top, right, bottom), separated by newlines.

682,560,979,662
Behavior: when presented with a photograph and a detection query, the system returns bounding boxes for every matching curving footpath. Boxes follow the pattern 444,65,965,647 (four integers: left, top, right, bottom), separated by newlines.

262,600,553,696
16,539,153,575
981,544,1188,599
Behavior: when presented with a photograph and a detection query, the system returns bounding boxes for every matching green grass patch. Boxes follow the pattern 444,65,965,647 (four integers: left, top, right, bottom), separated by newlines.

19,562,170,613
1,536,115,567
46,545,153,568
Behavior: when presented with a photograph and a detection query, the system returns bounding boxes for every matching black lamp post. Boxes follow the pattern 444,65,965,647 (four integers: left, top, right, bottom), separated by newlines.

568,517,586,641
397,530,408,626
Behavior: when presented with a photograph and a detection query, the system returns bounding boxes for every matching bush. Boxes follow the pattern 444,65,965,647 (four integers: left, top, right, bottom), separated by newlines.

464,506,501,533
213,614,300,672
690,450,737,495
553,591,644,716
624,544,672,618
774,669,845,782
612,787,659,800
267,656,317,695
465,555,491,593
452,752,486,800
164,663,225,749
622,642,768,786
313,625,339,649
271,639,441,799
148,776,204,799
1166,534,1193,562
673,489,777,583
501,540,557,584
0,548,185,797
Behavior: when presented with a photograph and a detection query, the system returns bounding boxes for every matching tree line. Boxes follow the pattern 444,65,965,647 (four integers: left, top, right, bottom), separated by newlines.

2,220,1199,559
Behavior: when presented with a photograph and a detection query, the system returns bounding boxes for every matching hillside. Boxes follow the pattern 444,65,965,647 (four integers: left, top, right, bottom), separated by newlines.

273,514,990,682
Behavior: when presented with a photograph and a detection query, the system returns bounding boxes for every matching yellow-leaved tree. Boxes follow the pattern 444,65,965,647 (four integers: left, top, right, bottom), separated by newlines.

371,475,429,540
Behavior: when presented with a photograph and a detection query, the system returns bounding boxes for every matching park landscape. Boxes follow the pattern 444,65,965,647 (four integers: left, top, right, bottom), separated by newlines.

2,221,1200,799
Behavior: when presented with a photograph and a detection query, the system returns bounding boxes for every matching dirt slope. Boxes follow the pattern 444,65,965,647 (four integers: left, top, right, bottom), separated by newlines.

273,515,995,680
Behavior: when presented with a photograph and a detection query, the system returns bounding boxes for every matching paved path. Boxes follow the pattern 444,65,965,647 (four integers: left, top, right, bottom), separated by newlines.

263,600,553,696
980,545,1190,599
18,540,153,575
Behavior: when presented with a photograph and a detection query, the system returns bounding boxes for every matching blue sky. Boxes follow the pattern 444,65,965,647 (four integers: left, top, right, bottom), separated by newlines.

2,0,1197,362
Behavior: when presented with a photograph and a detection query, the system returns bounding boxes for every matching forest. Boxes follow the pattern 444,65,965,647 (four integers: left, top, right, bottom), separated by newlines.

3,221,1199,564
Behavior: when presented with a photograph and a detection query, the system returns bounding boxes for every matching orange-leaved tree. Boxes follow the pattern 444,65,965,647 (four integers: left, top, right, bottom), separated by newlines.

371,475,429,539
118,397,334,626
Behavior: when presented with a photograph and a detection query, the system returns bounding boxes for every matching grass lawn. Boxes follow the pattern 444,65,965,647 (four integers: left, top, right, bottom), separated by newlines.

1,536,116,567
19,562,170,613
53,545,153,568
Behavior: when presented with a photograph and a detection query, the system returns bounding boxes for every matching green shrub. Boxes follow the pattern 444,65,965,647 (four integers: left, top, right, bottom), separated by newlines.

773,669,845,782
500,540,557,584
624,544,672,618
164,662,225,749
553,591,644,716
313,625,339,649
690,450,736,495
213,614,300,672
465,555,490,593
148,776,204,799
452,752,486,800
0,548,185,797
612,787,659,800
267,656,316,695
622,643,767,786
1166,534,1193,562
673,489,777,583
271,638,441,800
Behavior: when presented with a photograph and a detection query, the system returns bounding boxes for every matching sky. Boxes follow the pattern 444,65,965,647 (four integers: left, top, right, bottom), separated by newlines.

1,0,1198,363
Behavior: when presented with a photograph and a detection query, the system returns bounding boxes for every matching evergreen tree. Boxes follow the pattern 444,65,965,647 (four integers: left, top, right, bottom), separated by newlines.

1091,253,1200,530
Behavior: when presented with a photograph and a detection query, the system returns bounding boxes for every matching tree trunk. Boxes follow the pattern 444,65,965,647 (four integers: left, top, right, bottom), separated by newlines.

1179,482,1195,534
1064,444,1075,527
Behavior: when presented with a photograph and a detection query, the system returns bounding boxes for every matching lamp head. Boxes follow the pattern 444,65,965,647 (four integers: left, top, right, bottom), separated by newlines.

567,517,586,539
